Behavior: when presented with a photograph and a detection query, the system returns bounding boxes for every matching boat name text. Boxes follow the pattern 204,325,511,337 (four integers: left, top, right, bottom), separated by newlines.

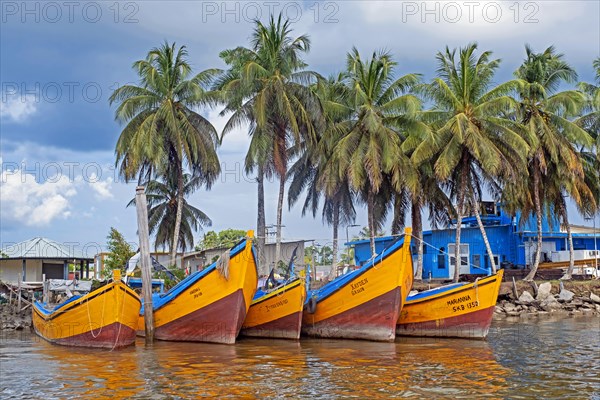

447,295,471,307
351,278,368,296
266,299,288,311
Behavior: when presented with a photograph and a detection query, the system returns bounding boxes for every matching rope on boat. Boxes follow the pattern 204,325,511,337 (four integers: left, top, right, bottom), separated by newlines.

86,285,107,339
216,250,231,280
110,286,128,352
372,233,407,270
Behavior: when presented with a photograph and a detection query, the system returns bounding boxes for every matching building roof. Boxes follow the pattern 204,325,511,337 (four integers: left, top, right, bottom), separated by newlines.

1,237,93,260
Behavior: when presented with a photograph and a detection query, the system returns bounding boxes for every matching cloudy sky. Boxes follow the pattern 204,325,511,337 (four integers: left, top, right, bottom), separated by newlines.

1,0,599,254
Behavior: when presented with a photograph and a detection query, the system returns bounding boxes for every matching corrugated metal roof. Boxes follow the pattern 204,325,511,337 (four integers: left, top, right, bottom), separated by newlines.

1,237,92,260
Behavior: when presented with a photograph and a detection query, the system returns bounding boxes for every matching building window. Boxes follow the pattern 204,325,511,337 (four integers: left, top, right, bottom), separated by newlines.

484,255,500,269
437,254,445,269
448,244,469,269
473,254,481,268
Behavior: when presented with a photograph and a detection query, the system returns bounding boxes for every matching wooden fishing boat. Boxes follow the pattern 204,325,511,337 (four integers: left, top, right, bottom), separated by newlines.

138,232,257,344
240,277,307,339
396,269,504,339
302,228,414,342
32,272,141,349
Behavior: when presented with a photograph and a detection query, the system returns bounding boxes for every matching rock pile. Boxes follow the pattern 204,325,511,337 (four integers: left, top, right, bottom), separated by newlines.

495,285,600,317
0,304,33,331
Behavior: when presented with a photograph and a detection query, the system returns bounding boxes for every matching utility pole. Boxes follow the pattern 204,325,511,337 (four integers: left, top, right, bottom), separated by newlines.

135,186,154,344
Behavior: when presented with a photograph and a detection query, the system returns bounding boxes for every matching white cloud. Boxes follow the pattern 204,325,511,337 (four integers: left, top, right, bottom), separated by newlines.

0,93,38,123
355,1,587,39
0,167,77,226
88,173,114,199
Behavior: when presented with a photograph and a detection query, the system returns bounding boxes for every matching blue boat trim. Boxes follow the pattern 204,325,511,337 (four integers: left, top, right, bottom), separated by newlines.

307,236,406,304
252,277,302,303
34,284,140,321
141,238,248,313
406,282,465,301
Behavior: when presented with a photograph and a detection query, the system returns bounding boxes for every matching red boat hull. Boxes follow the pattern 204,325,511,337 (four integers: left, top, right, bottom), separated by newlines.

154,289,247,344
46,322,137,349
396,305,495,339
302,287,401,342
241,311,303,340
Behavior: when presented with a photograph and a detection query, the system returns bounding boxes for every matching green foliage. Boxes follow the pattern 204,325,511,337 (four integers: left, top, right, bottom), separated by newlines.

157,268,186,290
108,23,599,282
110,41,220,258
357,226,386,239
102,228,135,279
216,15,321,270
304,245,333,265
338,248,355,265
128,174,212,253
276,260,289,275
0,251,8,258
195,229,247,251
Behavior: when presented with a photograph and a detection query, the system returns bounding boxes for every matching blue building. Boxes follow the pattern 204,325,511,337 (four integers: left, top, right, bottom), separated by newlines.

347,203,600,279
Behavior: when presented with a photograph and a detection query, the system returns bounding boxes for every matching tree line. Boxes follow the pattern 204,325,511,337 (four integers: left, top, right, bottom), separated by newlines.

110,14,599,281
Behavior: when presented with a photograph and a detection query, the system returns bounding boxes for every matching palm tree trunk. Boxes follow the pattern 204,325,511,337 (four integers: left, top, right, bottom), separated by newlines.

454,196,464,283
525,168,543,281
256,165,267,275
392,195,404,235
275,174,285,267
170,167,184,268
454,165,468,283
411,198,423,280
561,202,575,280
330,202,340,279
471,191,496,274
367,190,376,257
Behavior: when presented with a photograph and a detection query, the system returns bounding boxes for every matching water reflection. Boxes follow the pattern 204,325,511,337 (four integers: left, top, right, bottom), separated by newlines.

396,338,510,398
1,317,598,399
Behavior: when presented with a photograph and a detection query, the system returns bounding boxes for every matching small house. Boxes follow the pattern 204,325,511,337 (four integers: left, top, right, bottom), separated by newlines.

0,237,94,283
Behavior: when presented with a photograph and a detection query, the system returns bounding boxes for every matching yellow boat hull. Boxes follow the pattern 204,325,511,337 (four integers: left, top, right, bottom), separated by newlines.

397,270,504,339
302,229,414,342
32,281,141,349
138,233,258,344
241,278,307,339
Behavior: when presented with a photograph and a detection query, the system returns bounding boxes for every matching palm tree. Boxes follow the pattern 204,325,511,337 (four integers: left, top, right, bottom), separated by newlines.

561,58,600,279
288,75,356,277
513,45,593,281
128,173,212,253
576,58,600,203
331,48,421,257
577,58,600,139
110,42,220,266
412,43,528,282
216,15,320,273
403,164,453,279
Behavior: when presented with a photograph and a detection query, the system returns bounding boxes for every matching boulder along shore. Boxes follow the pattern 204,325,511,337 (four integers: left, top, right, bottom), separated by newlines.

494,279,600,318
0,303,32,331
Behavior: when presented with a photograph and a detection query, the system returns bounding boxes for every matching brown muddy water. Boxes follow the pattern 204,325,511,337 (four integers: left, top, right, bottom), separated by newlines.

1,317,598,399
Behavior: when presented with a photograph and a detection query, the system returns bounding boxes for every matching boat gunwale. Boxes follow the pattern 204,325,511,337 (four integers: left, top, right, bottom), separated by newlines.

250,277,303,306
33,282,140,322
405,272,502,306
150,237,252,312
308,235,408,304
